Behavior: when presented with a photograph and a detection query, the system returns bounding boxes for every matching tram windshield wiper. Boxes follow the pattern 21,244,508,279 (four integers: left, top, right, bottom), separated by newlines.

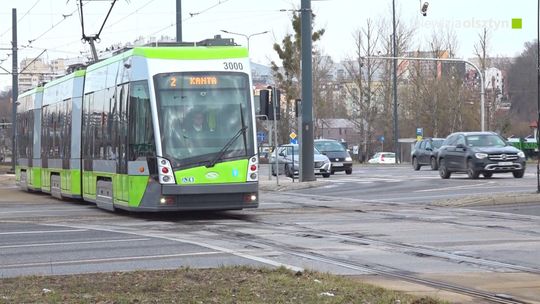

206,126,247,168
206,104,248,168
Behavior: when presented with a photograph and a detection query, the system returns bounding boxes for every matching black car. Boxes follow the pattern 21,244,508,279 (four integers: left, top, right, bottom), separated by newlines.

411,138,445,170
437,132,526,179
314,139,353,174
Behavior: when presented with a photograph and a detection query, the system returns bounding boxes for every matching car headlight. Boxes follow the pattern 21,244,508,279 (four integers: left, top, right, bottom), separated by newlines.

518,151,525,158
475,152,488,159
345,157,352,162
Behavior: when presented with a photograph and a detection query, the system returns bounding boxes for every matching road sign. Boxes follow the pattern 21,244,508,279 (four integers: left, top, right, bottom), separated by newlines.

289,131,297,140
416,135,423,141
378,135,385,143
257,131,266,143
290,138,298,144
416,127,423,136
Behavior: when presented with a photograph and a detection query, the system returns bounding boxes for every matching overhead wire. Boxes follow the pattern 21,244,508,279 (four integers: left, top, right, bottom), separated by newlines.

0,0,43,40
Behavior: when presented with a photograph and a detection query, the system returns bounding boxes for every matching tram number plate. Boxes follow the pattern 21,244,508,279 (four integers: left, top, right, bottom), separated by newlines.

498,162,513,166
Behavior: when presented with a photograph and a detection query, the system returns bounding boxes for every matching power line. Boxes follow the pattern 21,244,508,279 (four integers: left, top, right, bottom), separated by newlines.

0,0,43,40
104,0,158,29
150,0,233,37
26,7,78,46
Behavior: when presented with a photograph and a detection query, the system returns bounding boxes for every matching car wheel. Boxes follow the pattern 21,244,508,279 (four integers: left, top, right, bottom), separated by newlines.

513,170,525,178
284,165,293,178
322,173,330,178
345,169,352,175
483,172,493,179
467,159,480,179
412,157,420,171
439,158,451,179
430,157,438,170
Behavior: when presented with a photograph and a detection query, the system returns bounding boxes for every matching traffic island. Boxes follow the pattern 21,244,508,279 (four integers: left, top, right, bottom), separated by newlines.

431,192,540,207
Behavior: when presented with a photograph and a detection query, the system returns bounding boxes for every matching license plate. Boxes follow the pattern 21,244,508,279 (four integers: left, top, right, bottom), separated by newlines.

333,162,343,167
498,161,513,166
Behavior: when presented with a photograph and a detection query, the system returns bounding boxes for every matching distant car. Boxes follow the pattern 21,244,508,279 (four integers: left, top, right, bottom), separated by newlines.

437,131,526,179
314,139,353,175
411,138,445,170
368,152,396,164
270,144,332,178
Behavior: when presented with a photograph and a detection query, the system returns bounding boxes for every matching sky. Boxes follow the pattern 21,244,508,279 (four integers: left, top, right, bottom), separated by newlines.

0,0,536,90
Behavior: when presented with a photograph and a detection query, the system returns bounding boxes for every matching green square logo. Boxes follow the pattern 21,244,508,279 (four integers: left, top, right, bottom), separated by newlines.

512,18,522,29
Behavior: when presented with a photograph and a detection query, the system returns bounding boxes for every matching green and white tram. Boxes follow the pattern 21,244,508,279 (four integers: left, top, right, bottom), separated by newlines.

16,42,259,212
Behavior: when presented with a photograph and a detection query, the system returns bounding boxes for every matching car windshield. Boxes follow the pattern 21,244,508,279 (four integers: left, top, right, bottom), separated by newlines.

154,72,254,169
382,153,395,158
466,134,506,147
432,139,444,148
315,141,346,152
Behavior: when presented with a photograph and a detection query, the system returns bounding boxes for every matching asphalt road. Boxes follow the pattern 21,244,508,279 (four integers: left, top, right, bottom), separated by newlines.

289,164,539,204
1,167,539,303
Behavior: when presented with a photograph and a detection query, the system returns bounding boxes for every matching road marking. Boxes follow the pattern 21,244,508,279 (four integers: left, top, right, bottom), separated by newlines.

414,182,494,192
1,251,227,269
42,223,305,273
0,238,150,249
0,229,87,235
0,208,91,214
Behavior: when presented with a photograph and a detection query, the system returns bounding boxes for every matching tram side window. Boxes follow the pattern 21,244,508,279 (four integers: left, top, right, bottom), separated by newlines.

117,83,129,173
128,81,155,160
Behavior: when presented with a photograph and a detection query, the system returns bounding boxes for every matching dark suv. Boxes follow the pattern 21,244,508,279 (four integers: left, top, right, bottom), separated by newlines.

437,132,526,179
411,138,445,170
314,139,353,174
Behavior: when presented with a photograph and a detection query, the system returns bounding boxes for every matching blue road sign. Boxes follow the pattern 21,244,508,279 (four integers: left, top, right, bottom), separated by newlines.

290,138,298,144
416,128,423,136
378,135,384,143
257,131,267,143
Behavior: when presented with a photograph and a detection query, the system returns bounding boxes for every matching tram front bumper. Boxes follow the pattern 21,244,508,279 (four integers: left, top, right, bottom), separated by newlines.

134,182,259,211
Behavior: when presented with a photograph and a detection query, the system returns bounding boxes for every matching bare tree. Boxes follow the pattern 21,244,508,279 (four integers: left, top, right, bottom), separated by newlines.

343,19,383,161
474,28,492,129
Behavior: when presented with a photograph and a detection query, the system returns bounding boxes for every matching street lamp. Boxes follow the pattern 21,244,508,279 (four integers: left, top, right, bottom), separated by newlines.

220,30,269,50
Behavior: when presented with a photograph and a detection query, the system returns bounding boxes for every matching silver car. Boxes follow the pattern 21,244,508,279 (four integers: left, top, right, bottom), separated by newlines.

270,144,332,178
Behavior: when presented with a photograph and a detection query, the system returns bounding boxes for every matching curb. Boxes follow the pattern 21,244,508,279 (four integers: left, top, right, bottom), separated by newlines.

432,192,540,207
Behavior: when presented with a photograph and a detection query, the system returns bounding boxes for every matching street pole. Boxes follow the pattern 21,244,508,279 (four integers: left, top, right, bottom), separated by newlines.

364,56,486,132
392,0,399,164
11,8,18,173
176,0,182,42
536,0,540,193
300,0,315,181
272,87,279,186
220,30,269,51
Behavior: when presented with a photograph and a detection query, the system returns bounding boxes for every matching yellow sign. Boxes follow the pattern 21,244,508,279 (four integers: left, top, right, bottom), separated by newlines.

290,132,297,139
416,135,423,141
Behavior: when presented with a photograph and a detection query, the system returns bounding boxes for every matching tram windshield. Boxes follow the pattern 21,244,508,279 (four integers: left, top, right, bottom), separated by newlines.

154,72,254,169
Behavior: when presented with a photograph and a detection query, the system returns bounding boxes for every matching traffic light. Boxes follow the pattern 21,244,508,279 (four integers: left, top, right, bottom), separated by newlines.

258,88,281,120
259,90,270,118
272,89,281,120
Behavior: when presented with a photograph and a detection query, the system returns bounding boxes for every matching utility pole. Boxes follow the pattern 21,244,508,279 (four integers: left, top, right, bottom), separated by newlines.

392,0,399,164
300,0,315,181
176,0,182,42
11,8,18,173
536,0,540,193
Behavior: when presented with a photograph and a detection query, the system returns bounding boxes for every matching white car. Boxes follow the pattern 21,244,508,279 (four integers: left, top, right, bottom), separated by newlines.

368,152,396,164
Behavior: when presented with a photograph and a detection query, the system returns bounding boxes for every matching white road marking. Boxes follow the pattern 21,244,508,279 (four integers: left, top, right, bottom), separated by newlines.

0,229,87,235
2,251,227,269
0,238,150,249
414,182,494,192
42,223,305,273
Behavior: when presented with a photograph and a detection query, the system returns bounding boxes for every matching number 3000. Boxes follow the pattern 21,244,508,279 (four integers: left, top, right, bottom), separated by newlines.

223,62,243,70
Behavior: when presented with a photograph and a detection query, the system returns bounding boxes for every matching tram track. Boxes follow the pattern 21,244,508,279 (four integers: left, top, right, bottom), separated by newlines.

207,225,534,304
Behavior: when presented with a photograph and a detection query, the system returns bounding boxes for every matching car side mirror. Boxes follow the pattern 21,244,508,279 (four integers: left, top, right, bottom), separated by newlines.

279,152,285,156
426,147,432,151
456,143,466,149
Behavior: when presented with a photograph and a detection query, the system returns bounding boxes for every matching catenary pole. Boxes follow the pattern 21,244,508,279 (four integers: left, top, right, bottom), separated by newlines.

176,0,182,42
11,8,18,173
300,0,315,181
